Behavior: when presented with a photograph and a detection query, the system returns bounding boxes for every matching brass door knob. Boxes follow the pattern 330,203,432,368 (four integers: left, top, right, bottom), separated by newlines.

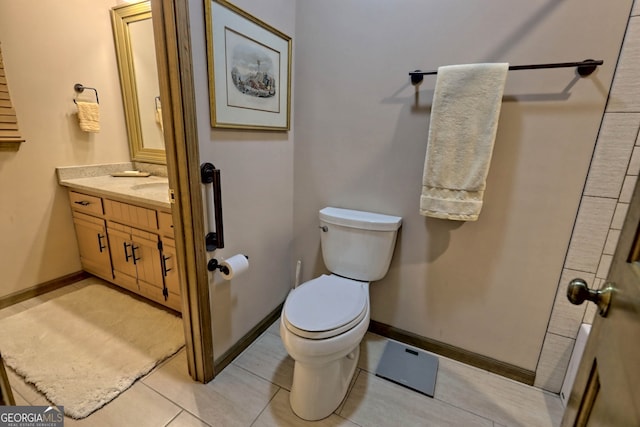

567,278,613,317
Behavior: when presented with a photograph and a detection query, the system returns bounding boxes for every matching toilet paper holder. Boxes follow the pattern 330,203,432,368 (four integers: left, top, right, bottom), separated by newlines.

207,255,249,274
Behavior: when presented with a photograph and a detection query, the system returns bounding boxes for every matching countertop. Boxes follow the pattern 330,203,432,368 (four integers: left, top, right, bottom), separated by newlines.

56,163,171,210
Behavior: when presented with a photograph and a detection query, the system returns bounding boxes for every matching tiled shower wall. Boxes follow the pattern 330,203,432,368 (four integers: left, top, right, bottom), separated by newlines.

534,2,640,393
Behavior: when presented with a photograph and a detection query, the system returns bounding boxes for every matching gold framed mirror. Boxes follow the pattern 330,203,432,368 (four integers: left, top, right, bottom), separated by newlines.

111,1,165,164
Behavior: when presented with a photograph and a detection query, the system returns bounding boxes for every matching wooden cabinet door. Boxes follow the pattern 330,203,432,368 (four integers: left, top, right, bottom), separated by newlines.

73,215,112,279
108,227,137,280
132,233,164,288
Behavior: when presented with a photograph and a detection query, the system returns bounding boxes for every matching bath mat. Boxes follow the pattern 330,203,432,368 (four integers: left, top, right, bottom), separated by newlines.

0,283,184,419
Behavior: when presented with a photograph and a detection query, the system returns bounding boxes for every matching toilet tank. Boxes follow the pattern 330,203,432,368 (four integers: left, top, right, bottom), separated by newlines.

319,207,402,282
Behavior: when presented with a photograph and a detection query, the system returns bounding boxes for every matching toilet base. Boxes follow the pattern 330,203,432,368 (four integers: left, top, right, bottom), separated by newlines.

289,345,360,421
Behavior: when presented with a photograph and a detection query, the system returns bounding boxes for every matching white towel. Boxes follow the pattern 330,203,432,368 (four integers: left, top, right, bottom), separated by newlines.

155,106,164,132
76,101,100,133
420,63,508,221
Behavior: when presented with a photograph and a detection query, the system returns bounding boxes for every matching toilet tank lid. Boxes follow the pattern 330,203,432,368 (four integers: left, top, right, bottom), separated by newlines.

319,207,402,231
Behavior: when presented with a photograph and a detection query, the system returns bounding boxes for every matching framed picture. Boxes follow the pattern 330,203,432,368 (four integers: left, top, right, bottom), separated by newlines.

205,1,292,131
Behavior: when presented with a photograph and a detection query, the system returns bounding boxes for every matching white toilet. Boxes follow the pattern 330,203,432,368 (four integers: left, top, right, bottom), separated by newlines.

280,207,402,420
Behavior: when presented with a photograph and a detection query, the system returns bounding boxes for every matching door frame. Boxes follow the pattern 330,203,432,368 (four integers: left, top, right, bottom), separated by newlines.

151,0,214,382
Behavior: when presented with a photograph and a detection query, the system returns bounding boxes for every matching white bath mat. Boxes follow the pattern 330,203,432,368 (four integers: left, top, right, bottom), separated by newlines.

0,283,184,419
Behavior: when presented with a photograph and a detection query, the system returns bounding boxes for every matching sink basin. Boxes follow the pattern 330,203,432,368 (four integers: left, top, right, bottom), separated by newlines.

130,182,169,191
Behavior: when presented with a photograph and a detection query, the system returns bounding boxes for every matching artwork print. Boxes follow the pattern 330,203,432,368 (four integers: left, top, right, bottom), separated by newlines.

206,0,291,130
225,28,280,114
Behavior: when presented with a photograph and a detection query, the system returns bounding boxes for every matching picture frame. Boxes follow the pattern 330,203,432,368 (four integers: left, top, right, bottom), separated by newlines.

205,0,292,131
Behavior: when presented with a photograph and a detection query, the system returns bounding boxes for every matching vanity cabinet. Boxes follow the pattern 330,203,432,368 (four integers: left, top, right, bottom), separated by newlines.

67,190,181,312
72,212,112,280
107,221,164,292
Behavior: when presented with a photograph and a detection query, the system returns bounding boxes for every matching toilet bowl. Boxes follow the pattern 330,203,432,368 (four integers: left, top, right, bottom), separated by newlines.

281,275,370,420
280,207,402,420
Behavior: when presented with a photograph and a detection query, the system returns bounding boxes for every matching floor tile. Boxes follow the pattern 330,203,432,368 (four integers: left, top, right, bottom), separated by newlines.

166,410,212,427
233,331,294,390
6,367,43,405
2,289,571,427
253,388,359,427
63,383,181,427
266,317,281,336
10,388,29,406
357,332,388,373
143,351,278,426
436,357,564,427
340,371,493,427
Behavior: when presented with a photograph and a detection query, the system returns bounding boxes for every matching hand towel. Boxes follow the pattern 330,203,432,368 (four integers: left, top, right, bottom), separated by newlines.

155,105,164,132
420,63,508,221
76,101,100,133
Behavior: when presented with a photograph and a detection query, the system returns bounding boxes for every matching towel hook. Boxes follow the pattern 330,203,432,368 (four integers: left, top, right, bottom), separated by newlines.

73,83,100,104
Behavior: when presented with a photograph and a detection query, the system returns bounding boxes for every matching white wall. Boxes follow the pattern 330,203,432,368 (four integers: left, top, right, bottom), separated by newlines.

0,1,130,298
292,0,632,371
189,0,296,358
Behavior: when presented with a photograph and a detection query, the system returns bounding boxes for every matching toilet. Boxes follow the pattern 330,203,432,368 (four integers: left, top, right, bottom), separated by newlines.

280,207,402,420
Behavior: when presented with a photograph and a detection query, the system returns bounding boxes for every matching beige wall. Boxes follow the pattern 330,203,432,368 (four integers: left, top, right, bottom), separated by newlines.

189,0,296,358
0,1,130,297
292,0,633,371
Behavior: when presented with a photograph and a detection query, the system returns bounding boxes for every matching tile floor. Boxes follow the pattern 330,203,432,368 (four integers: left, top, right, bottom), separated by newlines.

1,282,565,426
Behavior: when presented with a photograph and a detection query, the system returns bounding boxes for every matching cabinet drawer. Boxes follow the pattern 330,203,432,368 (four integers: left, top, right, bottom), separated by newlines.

69,191,103,216
72,211,105,226
104,199,158,230
158,211,174,238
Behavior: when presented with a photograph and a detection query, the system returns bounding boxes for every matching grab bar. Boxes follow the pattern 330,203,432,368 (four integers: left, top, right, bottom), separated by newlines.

201,163,224,251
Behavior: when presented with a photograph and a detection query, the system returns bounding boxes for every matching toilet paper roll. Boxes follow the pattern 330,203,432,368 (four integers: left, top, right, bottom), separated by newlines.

220,254,249,280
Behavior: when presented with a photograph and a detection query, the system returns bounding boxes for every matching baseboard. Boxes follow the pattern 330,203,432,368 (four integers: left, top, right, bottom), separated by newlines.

213,302,284,375
369,320,535,386
0,271,90,310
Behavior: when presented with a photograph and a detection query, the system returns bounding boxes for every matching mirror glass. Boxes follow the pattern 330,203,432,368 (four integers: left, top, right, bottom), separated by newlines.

111,1,165,164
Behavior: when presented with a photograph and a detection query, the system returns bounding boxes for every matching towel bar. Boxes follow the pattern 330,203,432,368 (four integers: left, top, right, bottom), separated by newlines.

409,59,603,85
73,83,100,104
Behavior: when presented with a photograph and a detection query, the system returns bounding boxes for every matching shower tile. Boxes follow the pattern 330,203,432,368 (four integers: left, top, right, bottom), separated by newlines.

534,333,574,394
634,1,640,16
436,357,564,427
611,202,630,229
583,113,640,198
565,197,617,273
548,269,592,338
253,388,359,427
583,302,597,325
619,175,638,203
143,352,278,427
340,371,493,427
607,18,640,112
628,146,640,176
233,330,294,390
596,254,613,279
603,228,621,255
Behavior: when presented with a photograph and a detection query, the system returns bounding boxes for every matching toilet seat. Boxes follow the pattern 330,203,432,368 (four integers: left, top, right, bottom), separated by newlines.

283,275,368,340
